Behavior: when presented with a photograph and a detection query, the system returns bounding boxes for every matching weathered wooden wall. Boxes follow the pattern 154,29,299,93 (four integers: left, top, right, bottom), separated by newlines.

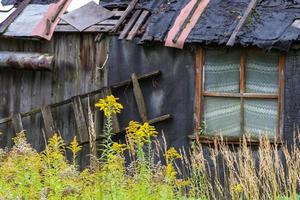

0,33,108,169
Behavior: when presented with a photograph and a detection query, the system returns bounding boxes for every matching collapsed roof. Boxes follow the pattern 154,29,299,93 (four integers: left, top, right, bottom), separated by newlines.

1,0,300,51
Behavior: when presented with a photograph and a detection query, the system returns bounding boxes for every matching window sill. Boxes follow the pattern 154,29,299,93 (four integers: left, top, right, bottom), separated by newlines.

188,134,284,146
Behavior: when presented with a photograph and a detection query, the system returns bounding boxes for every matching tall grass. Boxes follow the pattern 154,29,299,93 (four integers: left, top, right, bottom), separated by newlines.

0,95,299,199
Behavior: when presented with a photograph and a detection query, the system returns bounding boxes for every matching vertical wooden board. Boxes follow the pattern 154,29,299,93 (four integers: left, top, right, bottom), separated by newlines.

72,96,89,143
12,113,24,134
193,48,204,137
41,106,57,139
240,52,246,135
131,73,148,122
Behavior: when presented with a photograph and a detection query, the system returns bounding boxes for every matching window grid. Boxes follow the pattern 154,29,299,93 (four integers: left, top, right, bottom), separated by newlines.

193,48,285,143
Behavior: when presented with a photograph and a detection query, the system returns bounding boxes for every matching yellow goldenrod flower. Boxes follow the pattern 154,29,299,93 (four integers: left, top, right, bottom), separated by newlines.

67,136,82,155
232,183,243,194
111,142,127,154
166,163,177,179
166,147,182,161
95,95,123,117
126,121,158,146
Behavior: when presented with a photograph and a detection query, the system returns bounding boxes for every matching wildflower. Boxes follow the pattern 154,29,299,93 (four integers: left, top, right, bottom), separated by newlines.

166,163,177,179
67,136,82,155
126,121,158,146
166,147,182,161
232,183,243,194
111,143,127,154
175,179,191,187
95,95,123,117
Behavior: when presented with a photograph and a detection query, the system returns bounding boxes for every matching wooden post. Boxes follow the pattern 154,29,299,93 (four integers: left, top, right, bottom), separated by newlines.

72,96,89,143
193,48,204,137
41,106,57,140
131,73,148,122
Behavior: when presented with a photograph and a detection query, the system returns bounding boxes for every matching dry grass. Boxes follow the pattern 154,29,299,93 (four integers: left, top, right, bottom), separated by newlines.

182,135,300,200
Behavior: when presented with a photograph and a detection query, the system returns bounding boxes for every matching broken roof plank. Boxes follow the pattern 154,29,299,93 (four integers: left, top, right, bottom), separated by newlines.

119,9,141,39
165,0,210,49
127,10,149,40
0,0,31,33
226,0,258,46
111,0,138,32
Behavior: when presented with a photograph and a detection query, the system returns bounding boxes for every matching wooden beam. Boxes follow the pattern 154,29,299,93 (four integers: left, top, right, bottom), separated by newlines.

0,51,53,71
203,92,279,99
119,10,141,39
78,114,172,146
193,48,204,136
111,0,139,32
0,0,31,33
72,96,89,143
226,0,258,46
11,114,24,134
131,73,148,122
126,10,149,40
41,106,57,140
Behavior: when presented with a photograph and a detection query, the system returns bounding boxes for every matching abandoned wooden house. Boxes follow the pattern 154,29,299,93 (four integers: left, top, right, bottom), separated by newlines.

1,0,300,167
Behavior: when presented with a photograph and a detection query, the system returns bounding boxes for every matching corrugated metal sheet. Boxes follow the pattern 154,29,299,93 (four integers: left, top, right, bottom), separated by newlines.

4,4,49,37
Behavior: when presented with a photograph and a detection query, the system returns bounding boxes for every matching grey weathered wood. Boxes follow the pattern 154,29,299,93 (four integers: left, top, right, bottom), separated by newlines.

0,70,161,125
72,96,89,143
41,106,57,139
127,10,149,40
119,10,142,39
131,73,148,122
11,113,24,134
55,24,113,32
112,0,139,32
226,0,258,46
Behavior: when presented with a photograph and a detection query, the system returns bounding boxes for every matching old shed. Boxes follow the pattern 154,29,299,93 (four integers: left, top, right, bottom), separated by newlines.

1,0,300,167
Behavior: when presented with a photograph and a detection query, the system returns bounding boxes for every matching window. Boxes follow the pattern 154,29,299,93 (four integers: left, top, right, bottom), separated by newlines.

194,48,285,141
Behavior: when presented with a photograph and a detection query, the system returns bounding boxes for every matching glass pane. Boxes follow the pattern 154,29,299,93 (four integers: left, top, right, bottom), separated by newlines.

244,99,277,138
245,51,279,93
204,97,241,136
204,49,240,93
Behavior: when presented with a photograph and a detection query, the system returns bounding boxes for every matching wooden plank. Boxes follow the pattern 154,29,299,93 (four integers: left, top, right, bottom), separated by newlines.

101,87,121,133
193,48,204,137
72,96,89,143
112,0,139,32
188,134,284,145
0,0,31,33
127,10,149,40
278,53,285,139
59,19,119,26
41,106,57,139
131,73,148,122
226,0,258,46
119,10,142,39
203,92,279,99
11,113,24,134
55,24,113,32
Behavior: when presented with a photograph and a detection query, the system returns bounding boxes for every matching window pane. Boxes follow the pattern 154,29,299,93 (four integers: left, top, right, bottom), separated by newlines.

204,50,240,93
204,97,241,136
244,99,277,138
245,51,279,94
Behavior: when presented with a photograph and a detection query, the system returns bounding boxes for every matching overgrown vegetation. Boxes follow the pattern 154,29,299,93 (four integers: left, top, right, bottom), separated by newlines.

0,95,299,199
